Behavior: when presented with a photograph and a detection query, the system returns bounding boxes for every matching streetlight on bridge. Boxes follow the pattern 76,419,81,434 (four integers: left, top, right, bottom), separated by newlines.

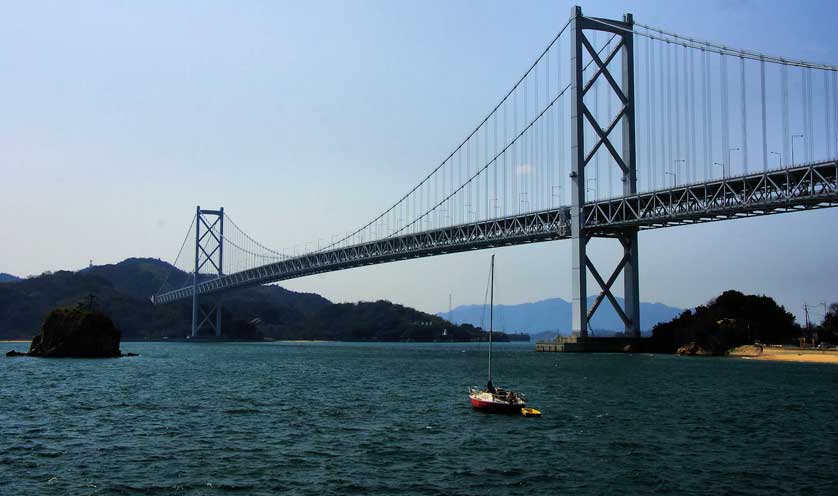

727,148,740,177
489,198,500,218
551,186,562,207
670,159,686,187
792,134,805,165
586,178,597,197
664,170,675,189
518,193,528,213
714,162,726,179
770,151,782,168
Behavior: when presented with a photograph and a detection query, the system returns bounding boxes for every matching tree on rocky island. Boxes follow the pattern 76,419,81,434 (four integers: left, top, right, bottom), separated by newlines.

650,290,800,355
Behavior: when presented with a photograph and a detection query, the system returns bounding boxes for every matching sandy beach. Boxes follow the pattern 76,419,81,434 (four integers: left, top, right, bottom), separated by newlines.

729,345,838,364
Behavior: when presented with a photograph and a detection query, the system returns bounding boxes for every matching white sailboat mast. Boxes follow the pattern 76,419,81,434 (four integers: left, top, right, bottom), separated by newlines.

488,254,494,386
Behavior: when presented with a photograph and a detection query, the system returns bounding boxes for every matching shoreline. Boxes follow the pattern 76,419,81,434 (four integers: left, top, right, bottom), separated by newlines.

728,345,838,364
7,339,834,362
5,338,529,345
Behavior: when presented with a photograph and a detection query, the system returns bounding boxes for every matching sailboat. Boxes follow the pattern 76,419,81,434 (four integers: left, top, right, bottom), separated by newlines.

469,254,528,414
442,293,452,340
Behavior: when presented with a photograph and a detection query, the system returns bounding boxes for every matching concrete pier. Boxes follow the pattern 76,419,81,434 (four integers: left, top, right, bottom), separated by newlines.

536,335,649,353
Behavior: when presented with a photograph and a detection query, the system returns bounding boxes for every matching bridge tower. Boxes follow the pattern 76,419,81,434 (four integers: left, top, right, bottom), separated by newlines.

569,7,640,338
191,206,224,337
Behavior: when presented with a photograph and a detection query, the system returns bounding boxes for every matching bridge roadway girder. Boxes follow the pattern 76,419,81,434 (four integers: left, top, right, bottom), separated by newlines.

150,160,838,306
583,160,838,231
152,209,570,305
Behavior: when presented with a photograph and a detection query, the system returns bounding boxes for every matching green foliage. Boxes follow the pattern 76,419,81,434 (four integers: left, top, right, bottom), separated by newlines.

83,258,330,315
0,258,526,342
0,259,327,339
650,290,801,354
266,300,519,342
818,302,838,344
30,304,121,357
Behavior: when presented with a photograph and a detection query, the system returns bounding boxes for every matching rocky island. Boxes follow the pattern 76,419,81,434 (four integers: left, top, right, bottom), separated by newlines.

6,302,133,358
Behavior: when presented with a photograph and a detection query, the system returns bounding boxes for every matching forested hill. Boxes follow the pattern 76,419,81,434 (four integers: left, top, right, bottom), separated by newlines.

81,258,330,316
0,258,522,342
293,300,527,342
0,258,327,339
650,290,802,354
0,273,20,283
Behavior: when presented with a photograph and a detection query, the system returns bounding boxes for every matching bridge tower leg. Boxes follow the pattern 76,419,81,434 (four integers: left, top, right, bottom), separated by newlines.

569,7,640,338
191,206,225,338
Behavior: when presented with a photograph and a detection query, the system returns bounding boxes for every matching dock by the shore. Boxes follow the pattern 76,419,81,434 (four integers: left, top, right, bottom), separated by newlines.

536,335,648,353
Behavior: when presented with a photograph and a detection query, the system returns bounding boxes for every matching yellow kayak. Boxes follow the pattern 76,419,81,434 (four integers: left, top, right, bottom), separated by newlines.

521,407,542,417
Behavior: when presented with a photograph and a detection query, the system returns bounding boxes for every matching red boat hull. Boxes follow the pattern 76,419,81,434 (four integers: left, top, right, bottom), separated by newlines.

470,397,524,414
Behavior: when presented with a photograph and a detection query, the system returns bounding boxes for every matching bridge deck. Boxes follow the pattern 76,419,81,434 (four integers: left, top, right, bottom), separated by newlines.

153,160,837,304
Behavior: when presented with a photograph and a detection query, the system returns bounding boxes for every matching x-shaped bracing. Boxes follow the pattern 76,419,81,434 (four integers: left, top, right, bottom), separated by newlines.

584,234,633,327
197,216,222,274
580,33,629,175
195,299,221,336
569,11,639,337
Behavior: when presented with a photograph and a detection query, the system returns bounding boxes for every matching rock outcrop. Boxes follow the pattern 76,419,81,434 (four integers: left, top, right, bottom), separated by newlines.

26,306,122,357
676,341,716,356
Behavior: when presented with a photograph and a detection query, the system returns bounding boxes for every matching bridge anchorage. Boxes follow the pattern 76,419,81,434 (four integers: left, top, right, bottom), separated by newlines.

152,8,838,339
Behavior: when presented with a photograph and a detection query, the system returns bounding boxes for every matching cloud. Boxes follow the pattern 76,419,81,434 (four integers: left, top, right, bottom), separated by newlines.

514,164,533,176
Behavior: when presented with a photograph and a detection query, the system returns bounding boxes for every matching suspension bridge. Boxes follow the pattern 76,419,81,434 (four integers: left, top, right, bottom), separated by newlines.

152,7,838,338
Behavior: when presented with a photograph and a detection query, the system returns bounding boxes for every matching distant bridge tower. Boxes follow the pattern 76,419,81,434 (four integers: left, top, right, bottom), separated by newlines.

569,7,640,337
192,206,224,337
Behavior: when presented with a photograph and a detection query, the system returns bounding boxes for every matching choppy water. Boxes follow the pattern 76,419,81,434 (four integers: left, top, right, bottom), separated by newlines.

1,341,836,495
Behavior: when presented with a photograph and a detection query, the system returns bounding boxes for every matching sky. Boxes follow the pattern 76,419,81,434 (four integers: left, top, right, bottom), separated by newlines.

2,0,837,323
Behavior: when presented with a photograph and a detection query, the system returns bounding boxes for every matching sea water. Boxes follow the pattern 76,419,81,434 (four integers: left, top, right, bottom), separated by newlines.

1,341,836,495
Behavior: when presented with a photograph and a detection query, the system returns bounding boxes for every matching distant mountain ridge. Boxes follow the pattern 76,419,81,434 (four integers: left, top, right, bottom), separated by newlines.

0,273,20,283
438,297,683,336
